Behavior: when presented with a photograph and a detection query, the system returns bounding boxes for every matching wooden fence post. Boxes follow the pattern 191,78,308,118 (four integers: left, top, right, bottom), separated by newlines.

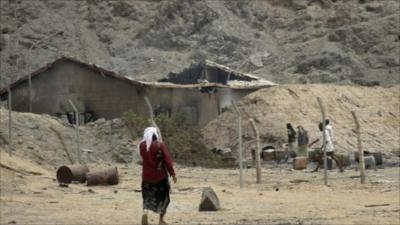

232,101,243,189
351,111,366,184
317,97,328,186
249,119,261,184
7,86,12,157
144,96,162,141
49,126,74,164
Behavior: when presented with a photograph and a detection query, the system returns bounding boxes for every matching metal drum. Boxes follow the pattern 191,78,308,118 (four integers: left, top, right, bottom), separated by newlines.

56,164,89,184
293,157,308,170
262,149,275,161
336,154,351,167
274,150,287,162
86,167,119,186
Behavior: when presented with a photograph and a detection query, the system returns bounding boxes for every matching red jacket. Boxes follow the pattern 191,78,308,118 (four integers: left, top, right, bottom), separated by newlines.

140,141,175,183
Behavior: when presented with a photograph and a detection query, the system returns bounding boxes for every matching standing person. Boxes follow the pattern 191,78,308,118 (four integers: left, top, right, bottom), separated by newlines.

325,119,333,141
297,126,309,157
139,127,177,225
309,123,343,172
286,123,297,159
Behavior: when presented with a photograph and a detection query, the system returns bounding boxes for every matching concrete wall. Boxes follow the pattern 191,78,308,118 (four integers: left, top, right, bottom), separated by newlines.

129,86,251,126
8,60,255,126
10,61,147,119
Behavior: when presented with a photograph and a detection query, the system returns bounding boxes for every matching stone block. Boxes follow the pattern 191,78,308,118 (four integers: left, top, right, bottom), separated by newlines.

199,187,220,211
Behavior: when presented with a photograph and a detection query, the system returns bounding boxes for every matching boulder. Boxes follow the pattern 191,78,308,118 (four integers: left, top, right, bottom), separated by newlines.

199,187,220,211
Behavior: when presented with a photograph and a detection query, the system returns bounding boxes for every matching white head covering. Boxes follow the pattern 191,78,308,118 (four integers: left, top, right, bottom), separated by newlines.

142,127,159,151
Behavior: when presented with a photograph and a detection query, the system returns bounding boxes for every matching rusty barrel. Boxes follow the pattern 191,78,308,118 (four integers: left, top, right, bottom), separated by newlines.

336,154,351,167
57,164,89,184
262,149,275,161
86,167,119,186
318,157,334,170
293,156,308,170
372,152,383,165
274,150,287,162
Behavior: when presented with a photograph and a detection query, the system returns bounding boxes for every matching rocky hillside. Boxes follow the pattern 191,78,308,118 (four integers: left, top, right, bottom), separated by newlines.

202,84,400,158
1,0,399,89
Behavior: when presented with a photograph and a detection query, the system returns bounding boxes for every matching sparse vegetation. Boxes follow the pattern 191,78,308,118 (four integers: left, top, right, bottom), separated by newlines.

121,111,150,138
122,111,232,168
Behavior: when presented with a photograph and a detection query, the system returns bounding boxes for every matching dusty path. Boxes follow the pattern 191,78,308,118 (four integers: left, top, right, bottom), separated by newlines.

1,150,399,225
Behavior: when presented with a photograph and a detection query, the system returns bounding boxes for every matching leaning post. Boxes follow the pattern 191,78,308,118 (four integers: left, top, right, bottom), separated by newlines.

317,97,328,186
7,86,12,157
144,96,162,141
232,101,243,189
351,111,366,184
249,119,261,184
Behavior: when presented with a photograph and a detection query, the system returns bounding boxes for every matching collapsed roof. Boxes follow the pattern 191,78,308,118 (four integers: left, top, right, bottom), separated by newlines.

158,60,276,88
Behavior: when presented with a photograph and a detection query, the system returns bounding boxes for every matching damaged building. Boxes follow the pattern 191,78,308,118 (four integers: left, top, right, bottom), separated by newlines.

0,57,275,126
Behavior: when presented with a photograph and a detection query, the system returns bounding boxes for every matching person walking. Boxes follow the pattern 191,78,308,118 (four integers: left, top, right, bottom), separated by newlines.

325,119,333,141
309,122,343,172
297,126,309,157
139,127,177,225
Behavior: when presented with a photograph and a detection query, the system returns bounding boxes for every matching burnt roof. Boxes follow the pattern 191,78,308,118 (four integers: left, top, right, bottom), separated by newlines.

159,59,276,86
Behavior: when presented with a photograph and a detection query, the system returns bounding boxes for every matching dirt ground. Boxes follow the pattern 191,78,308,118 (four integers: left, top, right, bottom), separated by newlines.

1,149,399,225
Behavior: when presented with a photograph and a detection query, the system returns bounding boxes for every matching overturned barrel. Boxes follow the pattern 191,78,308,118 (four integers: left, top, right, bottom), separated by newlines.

86,167,119,186
57,164,89,184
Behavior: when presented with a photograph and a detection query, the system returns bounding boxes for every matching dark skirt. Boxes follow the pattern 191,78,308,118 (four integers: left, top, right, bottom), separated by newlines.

142,179,170,214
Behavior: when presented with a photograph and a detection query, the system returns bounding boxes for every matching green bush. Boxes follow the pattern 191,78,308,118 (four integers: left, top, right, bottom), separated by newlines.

122,111,230,168
121,111,150,139
155,112,231,168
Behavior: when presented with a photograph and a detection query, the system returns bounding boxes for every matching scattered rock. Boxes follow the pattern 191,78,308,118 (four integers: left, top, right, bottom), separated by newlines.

289,179,310,183
59,183,69,188
199,187,221,211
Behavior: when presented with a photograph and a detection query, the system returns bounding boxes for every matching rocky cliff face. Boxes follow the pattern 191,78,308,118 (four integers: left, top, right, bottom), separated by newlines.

1,0,399,89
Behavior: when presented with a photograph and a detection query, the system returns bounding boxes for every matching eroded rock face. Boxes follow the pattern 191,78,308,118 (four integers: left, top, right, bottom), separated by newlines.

199,187,221,211
1,0,399,88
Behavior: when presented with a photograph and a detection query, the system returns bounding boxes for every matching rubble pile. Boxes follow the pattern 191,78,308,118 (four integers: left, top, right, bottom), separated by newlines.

0,108,140,169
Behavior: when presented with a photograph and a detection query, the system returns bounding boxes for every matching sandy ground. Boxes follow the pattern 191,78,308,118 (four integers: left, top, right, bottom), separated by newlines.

1,150,399,225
